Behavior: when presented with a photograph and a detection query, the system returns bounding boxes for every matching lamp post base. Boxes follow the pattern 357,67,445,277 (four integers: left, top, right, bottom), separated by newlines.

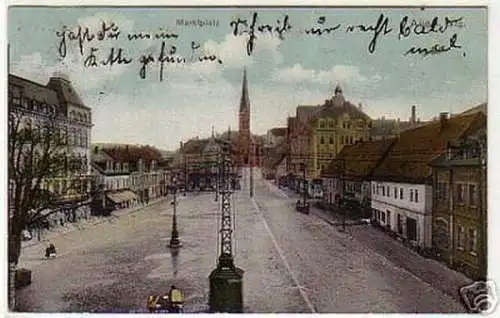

169,238,182,249
208,254,244,313
169,230,182,249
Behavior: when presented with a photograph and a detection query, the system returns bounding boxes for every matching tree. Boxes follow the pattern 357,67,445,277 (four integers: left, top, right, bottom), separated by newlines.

7,105,91,310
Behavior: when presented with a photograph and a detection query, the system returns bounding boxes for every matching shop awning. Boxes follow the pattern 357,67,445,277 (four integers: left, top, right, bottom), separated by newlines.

107,190,139,204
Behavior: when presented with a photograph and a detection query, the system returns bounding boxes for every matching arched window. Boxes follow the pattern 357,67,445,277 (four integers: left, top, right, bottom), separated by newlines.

79,129,85,147
320,136,325,144
434,217,449,249
73,128,79,146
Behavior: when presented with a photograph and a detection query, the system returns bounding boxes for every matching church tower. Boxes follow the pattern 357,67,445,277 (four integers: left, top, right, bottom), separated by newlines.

238,68,251,166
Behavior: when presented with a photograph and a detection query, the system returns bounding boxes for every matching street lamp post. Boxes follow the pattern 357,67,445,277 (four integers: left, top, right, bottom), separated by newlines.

169,175,181,249
208,141,244,313
250,143,254,197
215,152,220,202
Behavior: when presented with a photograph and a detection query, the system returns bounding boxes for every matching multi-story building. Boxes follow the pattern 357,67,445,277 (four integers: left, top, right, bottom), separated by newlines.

370,111,486,252
95,144,169,204
264,127,287,156
429,126,487,280
90,146,138,213
287,85,371,193
8,72,93,221
180,133,238,191
309,85,371,178
321,138,396,218
287,106,318,190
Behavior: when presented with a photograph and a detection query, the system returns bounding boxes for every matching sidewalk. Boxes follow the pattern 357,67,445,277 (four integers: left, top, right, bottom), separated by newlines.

21,196,168,250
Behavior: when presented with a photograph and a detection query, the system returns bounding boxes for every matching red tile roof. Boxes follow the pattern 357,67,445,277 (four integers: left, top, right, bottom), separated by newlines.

102,145,163,163
322,138,397,180
372,112,486,183
270,127,287,137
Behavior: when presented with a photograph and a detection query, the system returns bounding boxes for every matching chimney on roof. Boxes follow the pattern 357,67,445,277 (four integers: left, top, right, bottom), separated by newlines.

439,112,449,130
93,146,99,154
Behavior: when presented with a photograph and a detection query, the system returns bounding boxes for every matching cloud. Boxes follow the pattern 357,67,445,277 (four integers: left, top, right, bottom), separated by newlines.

202,33,284,69
10,12,142,94
272,63,378,86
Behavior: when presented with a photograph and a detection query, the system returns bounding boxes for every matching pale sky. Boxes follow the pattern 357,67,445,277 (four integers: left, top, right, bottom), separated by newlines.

8,7,487,150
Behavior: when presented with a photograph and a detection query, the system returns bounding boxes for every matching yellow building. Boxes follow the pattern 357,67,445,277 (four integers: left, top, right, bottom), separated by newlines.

308,85,371,179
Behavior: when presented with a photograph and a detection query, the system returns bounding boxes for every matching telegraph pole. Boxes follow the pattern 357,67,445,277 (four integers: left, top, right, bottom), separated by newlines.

340,158,346,232
249,142,254,197
209,132,244,313
215,151,220,202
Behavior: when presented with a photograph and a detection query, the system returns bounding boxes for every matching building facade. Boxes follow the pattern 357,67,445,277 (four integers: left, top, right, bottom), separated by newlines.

90,147,139,213
309,86,371,179
180,134,239,191
8,73,93,220
371,181,433,247
264,127,287,157
321,138,396,218
371,111,486,252
430,127,487,280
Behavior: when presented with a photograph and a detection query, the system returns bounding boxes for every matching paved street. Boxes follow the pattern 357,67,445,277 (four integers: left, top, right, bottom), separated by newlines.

17,168,466,313
267,179,474,308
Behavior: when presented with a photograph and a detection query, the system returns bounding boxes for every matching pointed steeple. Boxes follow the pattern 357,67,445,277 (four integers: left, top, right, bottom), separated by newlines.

239,67,250,113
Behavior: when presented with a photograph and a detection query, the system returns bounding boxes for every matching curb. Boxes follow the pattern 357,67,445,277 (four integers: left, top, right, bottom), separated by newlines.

21,198,167,250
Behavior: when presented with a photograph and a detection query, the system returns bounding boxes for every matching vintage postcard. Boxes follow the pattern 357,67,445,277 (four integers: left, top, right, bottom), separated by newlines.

6,3,493,315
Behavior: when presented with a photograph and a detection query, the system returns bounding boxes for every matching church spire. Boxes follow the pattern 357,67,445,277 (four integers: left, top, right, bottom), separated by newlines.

239,67,250,113
211,125,215,138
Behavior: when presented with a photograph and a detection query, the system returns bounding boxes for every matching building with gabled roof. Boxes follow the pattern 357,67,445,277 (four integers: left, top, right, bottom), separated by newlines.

429,125,487,280
287,85,372,194
370,111,486,251
8,73,93,219
321,138,396,217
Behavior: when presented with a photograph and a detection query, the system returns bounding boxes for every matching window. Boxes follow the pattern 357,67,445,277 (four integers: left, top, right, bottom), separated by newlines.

382,186,385,196
415,189,419,203
469,184,478,206
437,182,448,201
410,189,414,202
381,212,386,223
394,187,397,198
456,184,466,204
434,218,449,249
320,137,325,144
372,185,375,194
457,226,465,250
400,188,404,199
386,186,389,196
329,137,333,144
319,120,325,128
468,228,477,254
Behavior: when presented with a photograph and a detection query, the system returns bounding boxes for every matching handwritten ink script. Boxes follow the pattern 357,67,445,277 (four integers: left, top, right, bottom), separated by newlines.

55,12,466,81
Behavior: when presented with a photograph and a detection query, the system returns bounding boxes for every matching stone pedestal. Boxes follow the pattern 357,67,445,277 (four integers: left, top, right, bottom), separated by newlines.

208,255,244,313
